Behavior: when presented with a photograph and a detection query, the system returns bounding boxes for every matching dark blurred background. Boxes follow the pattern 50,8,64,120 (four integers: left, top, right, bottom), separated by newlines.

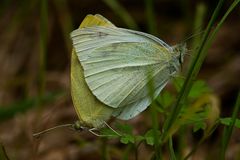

0,0,239,159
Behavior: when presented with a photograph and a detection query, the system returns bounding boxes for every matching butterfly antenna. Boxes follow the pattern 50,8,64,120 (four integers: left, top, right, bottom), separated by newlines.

33,124,73,138
103,121,122,136
181,25,215,44
181,30,206,44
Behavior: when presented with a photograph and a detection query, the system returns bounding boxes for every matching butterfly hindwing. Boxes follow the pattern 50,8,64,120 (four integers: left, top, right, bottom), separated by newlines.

71,14,115,128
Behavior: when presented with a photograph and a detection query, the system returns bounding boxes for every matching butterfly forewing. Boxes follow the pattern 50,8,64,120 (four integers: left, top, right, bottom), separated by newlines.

71,25,181,120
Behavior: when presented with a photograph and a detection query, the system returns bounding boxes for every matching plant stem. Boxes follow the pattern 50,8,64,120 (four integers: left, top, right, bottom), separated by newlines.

168,137,176,160
220,91,240,159
145,0,157,35
122,144,133,160
161,0,226,142
183,120,219,160
53,0,73,54
150,101,162,159
102,0,139,30
191,3,206,53
100,138,110,160
0,143,10,160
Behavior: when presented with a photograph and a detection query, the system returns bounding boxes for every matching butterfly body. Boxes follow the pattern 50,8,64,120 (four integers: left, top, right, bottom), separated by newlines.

70,14,186,128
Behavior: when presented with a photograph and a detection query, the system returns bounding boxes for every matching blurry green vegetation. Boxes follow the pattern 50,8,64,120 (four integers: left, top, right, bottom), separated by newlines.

0,92,65,122
0,143,9,160
144,0,157,35
220,92,240,159
103,0,139,30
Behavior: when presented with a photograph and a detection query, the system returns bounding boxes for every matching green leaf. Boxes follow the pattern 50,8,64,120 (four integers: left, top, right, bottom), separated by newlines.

189,80,211,98
179,103,210,125
135,135,145,142
172,77,184,92
144,129,161,146
193,121,207,132
99,128,120,137
158,91,175,108
173,79,211,98
220,118,240,128
120,134,135,144
115,123,133,134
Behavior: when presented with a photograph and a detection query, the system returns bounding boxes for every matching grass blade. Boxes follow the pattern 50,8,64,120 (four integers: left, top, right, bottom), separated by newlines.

0,143,9,160
220,91,240,159
161,0,226,142
144,0,157,35
102,0,139,30
168,137,176,160
191,3,206,52
53,0,73,53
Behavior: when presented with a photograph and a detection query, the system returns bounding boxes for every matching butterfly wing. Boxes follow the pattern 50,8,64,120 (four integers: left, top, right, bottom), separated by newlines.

112,80,168,119
71,26,179,120
71,14,115,128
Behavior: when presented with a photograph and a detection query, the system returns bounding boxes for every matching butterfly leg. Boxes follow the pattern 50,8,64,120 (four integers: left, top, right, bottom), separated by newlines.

88,128,104,137
103,121,121,136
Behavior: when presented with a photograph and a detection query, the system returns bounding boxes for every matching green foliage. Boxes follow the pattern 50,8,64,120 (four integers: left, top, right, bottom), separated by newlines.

193,121,207,132
220,92,240,159
161,0,227,144
0,92,63,122
115,123,133,135
100,124,163,146
179,103,210,131
157,91,175,113
120,134,135,144
189,80,212,98
144,129,161,146
156,79,212,134
173,78,211,98
220,117,240,128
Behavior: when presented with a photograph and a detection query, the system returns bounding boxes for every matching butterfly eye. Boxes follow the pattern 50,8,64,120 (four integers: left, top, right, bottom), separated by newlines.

178,49,183,64
176,43,186,64
72,121,86,131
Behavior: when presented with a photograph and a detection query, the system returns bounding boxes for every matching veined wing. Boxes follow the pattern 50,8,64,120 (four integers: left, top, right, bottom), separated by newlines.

71,14,115,128
112,78,168,120
71,25,179,119
72,42,176,103
71,26,172,55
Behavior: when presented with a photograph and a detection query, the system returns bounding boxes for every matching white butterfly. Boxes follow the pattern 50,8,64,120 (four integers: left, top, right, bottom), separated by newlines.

70,14,186,124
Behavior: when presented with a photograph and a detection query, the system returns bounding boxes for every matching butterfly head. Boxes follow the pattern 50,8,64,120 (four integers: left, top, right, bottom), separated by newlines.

72,120,89,131
172,42,187,65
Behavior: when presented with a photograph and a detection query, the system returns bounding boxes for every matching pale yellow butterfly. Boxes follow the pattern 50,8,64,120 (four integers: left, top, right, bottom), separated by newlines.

70,14,186,130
